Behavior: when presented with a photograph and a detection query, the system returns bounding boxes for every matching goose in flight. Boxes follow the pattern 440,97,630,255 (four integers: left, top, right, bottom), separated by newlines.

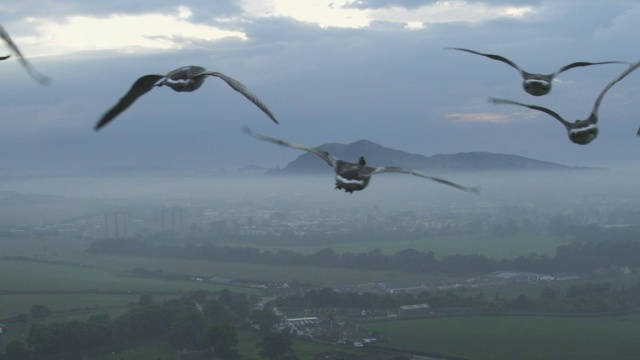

446,47,624,96
243,126,480,194
95,66,279,130
0,24,51,85
490,61,640,145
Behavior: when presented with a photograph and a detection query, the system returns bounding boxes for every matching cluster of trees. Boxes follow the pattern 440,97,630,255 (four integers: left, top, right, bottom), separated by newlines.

500,280,640,314
0,289,302,360
0,290,252,360
277,280,640,315
250,309,298,360
88,237,640,275
277,287,485,311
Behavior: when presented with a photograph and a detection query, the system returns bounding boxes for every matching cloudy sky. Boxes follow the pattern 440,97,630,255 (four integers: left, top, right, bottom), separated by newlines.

1,0,639,176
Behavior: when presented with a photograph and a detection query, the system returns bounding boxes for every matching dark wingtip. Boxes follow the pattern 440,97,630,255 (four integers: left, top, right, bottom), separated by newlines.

241,124,252,136
469,186,481,195
94,118,109,131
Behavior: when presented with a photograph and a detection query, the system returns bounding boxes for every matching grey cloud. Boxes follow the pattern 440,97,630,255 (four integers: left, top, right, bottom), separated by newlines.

342,0,543,10
2,0,243,22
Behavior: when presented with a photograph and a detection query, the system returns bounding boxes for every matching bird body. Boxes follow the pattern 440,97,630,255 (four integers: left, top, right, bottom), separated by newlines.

333,157,370,192
490,61,640,144
95,66,278,130
157,66,209,92
243,126,480,194
447,47,624,96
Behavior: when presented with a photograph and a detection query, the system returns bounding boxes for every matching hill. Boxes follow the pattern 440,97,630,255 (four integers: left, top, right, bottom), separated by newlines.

265,139,597,175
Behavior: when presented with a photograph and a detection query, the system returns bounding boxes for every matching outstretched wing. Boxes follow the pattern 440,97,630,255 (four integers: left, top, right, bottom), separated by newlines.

0,54,10,60
206,71,279,124
0,24,51,85
446,47,524,74
553,61,626,77
94,74,164,130
591,61,640,119
242,125,337,168
489,97,571,127
370,166,480,194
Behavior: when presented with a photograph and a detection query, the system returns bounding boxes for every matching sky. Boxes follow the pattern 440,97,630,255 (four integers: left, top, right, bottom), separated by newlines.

1,0,639,177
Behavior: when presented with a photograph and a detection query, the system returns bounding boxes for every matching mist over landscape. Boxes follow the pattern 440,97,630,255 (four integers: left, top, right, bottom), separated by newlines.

2,160,640,264
3,165,640,359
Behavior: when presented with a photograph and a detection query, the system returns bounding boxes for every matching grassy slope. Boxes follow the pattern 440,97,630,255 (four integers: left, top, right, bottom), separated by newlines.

0,259,262,322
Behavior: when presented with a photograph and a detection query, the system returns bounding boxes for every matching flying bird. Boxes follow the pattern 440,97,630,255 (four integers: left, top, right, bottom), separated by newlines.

95,66,279,130
490,61,640,145
243,126,480,194
0,24,51,85
446,47,624,96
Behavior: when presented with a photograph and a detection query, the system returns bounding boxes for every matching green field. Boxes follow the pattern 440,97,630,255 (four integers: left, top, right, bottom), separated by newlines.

0,259,262,294
365,314,640,360
0,258,263,325
82,253,466,286
236,328,367,360
0,293,138,319
0,232,573,291
3,236,640,359
87,328,363,360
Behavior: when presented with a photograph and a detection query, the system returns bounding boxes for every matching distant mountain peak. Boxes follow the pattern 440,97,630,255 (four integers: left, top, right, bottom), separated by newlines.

265,139,597,175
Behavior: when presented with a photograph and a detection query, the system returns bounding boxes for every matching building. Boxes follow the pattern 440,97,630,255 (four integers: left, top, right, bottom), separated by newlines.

161,207,189,234
397,303,431,317
104,212,131,238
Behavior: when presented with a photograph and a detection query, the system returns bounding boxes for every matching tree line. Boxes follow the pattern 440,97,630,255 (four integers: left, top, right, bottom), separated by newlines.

0,290,256,360
277,280,640,315
87,236,640,275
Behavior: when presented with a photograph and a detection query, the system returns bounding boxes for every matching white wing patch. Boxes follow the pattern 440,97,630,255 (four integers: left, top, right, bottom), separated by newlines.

335,175,365,185
163,77,191,86
569,123,597,135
